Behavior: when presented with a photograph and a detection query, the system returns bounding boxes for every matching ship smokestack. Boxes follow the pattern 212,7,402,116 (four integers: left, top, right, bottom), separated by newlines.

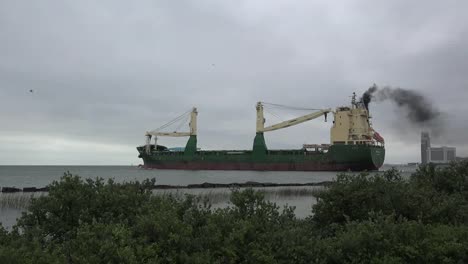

362,84,377,111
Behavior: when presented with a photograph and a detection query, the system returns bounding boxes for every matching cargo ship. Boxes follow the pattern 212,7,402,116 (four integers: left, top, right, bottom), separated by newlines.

137,93,385,171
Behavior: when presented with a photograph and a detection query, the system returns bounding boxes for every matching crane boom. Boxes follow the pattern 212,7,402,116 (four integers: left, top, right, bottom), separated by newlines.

146,107,198,137
145,132,191,137
262,109,331,132
256,102,331,132
144,107,198,154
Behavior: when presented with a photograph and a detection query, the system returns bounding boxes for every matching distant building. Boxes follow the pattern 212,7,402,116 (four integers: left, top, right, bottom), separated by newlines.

421,132,457,164
427,146,456,164
421,132,431,165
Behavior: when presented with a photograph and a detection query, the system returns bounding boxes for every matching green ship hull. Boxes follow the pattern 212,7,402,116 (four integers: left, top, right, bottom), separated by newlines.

137,135,385,171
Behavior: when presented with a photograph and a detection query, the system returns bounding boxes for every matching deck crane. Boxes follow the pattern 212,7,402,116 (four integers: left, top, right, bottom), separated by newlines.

253,102,332,156
145,107,198,154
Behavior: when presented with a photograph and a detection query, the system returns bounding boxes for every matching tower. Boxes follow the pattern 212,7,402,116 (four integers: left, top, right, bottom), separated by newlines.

421,132,431,164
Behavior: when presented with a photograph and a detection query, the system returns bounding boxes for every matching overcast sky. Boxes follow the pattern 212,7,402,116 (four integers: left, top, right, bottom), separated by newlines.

1,0,467,165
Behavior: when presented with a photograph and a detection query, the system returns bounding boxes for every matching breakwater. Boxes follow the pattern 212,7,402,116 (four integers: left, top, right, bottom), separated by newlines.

1,181,332,193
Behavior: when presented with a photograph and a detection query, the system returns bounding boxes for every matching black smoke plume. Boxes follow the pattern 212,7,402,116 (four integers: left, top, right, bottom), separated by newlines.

362,85,443,134
362,85,377,111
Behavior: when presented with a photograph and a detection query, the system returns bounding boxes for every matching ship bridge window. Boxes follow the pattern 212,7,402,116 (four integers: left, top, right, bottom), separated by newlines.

333,141,345,145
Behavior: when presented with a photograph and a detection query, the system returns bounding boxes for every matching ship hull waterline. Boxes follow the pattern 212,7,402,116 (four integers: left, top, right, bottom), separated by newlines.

140,162,378,172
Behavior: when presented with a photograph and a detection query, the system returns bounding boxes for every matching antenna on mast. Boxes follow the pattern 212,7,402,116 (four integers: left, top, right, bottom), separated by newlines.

351,92,357,107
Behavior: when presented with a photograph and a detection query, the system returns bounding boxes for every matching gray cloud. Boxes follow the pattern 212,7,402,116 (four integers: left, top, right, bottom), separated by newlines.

1,0,467,164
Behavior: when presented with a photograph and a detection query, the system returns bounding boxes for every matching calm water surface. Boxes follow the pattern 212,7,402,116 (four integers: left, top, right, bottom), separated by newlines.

0,166,340,188
0,165,415,188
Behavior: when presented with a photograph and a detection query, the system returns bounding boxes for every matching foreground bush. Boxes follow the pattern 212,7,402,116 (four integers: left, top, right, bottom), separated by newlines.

0,162,468,263
312,163,468,227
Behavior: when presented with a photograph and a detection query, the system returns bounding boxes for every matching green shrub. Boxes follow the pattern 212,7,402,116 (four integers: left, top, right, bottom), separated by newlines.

315,213,468,263
312,169,409,227
312,163,468,227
